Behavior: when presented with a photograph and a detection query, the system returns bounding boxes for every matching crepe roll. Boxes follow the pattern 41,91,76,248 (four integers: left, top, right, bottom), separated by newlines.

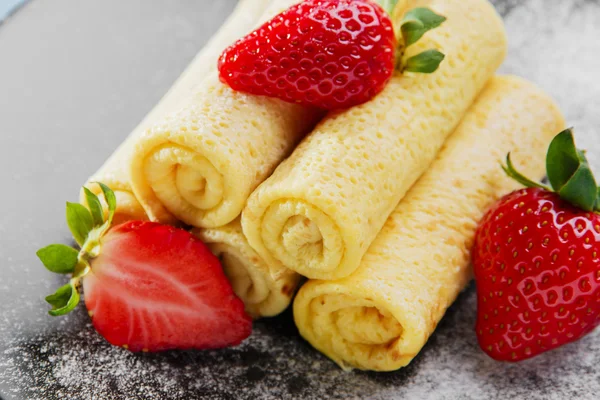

193,218,300,318
242,0,507,280
293,75,566,371
129,0,322,229
80,0,274,222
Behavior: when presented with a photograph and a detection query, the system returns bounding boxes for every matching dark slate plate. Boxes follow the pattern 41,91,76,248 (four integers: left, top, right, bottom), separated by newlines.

1,0,599,399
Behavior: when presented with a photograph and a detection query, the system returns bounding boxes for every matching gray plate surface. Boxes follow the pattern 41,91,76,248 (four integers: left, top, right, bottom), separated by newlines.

1,0,599,399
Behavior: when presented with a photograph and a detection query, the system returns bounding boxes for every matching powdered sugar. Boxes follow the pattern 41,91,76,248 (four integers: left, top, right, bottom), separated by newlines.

2,288,600,400
0,306,392,400
2,0,600,399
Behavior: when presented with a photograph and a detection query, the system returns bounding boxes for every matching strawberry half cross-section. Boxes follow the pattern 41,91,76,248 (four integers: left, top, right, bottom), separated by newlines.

37,184,252,352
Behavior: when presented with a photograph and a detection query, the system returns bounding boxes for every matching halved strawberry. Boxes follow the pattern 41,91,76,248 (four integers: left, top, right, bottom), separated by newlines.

37,184,252,352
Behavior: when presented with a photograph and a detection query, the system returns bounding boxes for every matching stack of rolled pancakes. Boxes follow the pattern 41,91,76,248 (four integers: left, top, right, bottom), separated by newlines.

81,0,565,371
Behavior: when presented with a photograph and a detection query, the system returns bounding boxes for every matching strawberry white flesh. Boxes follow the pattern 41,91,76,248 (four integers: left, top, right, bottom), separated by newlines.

83,221,252,352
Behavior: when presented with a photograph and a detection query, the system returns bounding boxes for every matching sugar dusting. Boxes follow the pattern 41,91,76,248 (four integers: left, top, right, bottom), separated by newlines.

2,0,600,399
0,306,400,400
2,287,600,399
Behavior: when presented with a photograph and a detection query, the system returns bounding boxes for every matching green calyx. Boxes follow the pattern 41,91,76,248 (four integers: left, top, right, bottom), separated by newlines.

374,1,447,74
37,183,117,316
399,8,446,47
377,0,400,17
397,8,446,74
503,128,600,212
403,49,445,74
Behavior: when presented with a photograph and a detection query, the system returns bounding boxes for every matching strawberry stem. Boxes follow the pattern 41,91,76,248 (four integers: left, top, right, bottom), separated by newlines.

72,257,91,279
394,47,406,71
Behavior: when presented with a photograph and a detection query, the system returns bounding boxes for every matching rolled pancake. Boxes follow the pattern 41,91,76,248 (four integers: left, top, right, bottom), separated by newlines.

80,0,273,223
129,0,322,229
293,75,566,371
242,0,507,280
193,219,300,318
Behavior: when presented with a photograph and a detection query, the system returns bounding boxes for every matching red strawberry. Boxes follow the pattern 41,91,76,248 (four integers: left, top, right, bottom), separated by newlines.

473,129,600,362
218,0,446,110
37,184,252,352
83,221,252,351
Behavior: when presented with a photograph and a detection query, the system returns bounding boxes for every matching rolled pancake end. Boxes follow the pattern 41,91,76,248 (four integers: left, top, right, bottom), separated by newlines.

193,219,301,318
129,76,322,228
79,0,274,224
294,75,566,371
242,0,508,280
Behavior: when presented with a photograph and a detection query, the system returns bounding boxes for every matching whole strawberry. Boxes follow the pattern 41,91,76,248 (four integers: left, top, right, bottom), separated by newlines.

218,0,446,110
37,184,252,352
473,129,600,362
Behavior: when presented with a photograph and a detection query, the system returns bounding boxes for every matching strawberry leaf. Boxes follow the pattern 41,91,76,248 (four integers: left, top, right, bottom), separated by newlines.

45,281,80,316
546,129,598,211
546,129,583,191
400,8,446,47
96,182,116,225
557,160,597,212
83,187,104,227
404,49,445,73
376,0,400,17
37,244,79,274
66,202,93,247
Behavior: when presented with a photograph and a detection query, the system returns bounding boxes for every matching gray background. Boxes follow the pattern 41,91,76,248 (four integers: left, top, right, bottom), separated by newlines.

0,0,599,399
0,0,24,22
